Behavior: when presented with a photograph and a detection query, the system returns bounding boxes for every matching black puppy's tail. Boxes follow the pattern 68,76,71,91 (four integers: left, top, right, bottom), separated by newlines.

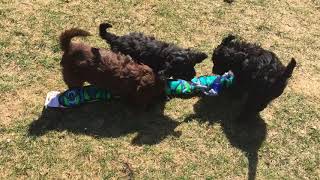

221,34,237,45
99,23,118,43
59,28,91,52
283,58,297,78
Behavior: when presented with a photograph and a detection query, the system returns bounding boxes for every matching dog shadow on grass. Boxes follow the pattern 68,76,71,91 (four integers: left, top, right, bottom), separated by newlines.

184,94,267,180
28,101,181,145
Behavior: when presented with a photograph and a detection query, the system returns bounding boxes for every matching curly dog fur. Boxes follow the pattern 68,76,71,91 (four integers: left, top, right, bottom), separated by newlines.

212,35,297,119
99,23,208,80
59,28,165,106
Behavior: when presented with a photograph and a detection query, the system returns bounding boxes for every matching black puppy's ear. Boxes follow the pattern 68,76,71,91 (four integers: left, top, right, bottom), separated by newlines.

170,51,184,60
283,58,297,78
171,50,207,64
274,58,296,85
192,52,208,64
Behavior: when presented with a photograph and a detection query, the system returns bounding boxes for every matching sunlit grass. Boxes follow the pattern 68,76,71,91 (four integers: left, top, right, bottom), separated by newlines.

0,0,319,179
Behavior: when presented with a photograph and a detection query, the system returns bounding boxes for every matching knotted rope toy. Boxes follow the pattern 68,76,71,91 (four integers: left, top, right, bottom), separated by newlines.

45,71,234,108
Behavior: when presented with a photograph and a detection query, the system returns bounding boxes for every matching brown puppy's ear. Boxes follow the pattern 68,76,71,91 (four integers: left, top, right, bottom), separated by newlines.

71,51,89,68
91,47,101,63
75,60,89,67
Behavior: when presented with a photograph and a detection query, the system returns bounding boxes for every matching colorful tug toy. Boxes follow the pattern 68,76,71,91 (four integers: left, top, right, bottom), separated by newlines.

45,71,234,108
166,71,234,96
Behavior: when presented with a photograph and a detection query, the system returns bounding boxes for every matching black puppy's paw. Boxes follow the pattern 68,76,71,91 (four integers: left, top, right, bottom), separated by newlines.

157,70,169,81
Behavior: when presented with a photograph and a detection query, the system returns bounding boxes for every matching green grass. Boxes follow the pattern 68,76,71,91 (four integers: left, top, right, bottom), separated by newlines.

1,0,320,179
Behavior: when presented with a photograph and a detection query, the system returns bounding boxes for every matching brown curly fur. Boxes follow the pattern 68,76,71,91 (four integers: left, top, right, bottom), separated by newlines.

59,28,165,106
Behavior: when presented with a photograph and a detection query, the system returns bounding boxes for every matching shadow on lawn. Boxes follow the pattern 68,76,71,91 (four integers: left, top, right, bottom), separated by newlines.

28,101,181,145
184,94,267,180
29,93,265,179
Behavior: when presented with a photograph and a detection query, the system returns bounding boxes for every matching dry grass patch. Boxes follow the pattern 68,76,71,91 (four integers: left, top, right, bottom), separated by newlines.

0,0,319,179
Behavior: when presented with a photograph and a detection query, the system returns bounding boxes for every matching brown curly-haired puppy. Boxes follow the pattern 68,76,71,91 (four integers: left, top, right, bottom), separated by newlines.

59,28,165,107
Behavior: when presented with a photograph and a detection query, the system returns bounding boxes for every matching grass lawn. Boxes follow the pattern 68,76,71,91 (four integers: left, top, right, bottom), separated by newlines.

0,0,319,179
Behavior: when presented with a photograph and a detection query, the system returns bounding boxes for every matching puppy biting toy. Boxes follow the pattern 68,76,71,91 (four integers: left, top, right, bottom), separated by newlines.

212,34,297,117
45,72,234,108
166,71,234,96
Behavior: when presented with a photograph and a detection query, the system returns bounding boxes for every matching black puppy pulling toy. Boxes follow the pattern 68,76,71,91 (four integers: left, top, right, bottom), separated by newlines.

212,34,296,118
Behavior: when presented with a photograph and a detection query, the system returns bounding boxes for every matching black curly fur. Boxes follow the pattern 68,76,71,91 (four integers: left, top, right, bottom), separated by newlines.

212,34,297,119
99,23,208,80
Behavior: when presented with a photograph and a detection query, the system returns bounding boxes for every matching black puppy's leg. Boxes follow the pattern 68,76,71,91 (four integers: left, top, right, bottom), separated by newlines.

238,95,260,121
157,70,168,81
157,62,172,80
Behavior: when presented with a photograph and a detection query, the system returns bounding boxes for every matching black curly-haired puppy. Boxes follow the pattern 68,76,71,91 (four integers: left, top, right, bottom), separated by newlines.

212,35,296,119
99,23,208,80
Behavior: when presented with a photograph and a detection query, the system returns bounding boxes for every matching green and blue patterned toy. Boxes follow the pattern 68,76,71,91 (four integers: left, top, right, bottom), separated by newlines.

45,72,234,108
166,71,234,96
59,85,113,107
45,86,113,108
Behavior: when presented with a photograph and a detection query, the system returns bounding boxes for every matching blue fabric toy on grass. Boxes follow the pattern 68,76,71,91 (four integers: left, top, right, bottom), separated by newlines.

58,85,112,107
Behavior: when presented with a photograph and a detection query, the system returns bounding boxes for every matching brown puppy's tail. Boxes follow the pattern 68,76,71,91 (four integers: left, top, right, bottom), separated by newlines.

59,28,91,52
